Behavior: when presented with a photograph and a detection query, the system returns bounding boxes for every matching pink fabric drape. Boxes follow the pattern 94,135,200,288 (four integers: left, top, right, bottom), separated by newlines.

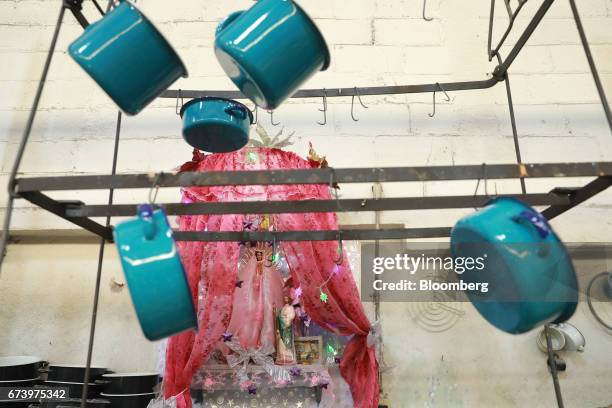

164,148,379,408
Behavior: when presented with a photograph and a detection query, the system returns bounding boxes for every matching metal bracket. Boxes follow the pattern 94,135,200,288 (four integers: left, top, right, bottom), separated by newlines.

64,0,90,28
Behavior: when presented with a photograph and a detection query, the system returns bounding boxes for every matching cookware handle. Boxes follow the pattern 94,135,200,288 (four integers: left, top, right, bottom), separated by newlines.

225,104,248,121
216,11,244,35
511,210,551,239
138,204,157,240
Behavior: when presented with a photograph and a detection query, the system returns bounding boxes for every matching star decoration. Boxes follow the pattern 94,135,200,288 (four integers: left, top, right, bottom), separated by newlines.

221,332,233,342
247,384,257,395
235,280,243,288
294,286,302,299
296,402,303,408
289,367,302,377
242,220,254,230
319,289,328,303
246,151,259,164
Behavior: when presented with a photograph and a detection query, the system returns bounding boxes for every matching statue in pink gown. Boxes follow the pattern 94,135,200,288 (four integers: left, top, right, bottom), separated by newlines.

224,238,285,353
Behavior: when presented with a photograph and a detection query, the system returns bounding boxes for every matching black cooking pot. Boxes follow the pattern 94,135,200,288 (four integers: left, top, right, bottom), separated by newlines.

98,373,159,395
44,380,103,399
39,398,110,408
0,401,32,408
99,392,154,408
46,365,108,383
0,356,45,381
0,377,41,387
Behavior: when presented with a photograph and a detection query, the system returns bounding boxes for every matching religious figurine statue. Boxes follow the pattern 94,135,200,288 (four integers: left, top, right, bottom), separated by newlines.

274,297,297,365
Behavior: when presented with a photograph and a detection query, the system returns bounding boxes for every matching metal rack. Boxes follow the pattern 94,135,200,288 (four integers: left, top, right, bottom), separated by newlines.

1,1,611,407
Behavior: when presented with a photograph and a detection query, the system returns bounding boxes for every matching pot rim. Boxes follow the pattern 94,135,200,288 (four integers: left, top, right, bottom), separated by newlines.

48,364,106,369
102,372,159,378
45,380,98,386
0,356,42,367
179,97,254,124
0,377,40,383
292,0,330,70
121,1,188,78
100,392,156,396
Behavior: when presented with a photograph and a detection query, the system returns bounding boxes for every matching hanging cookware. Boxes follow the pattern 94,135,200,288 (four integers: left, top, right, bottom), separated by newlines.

556,322,586,352
215,0,330,110
68,0,187,115
113,204,197,341
99,392,154,408
536,325,566,353
98,372,159,395
44,380,102,399
179,97,253,153
0,356,44,381
39,398,110,408
0,377,41,387
46,364,108,383
450,197,578,334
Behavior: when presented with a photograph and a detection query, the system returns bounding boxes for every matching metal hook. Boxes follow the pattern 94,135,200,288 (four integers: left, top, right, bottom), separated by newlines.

265,233,277,267
334,232,344,265
351,87,369,122
318,89,328,126
268,110,280,126
148,172,162,206
428,83,450,118
252,105,258,125
423,0,433,21
473,163,489,209
175,89,183,116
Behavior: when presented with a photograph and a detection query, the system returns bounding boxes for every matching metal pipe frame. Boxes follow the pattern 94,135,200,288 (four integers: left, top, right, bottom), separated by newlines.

14,162,612,192
13,161,612,242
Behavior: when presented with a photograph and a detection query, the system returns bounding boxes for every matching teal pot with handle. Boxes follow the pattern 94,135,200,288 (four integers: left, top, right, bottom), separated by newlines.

68,0,187,115
113,205,197,341
215,0,330,110
450,197,578,334
179,97,253,153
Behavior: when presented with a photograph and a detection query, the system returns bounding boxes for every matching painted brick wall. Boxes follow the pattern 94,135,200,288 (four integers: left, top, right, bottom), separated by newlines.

0,0,611,406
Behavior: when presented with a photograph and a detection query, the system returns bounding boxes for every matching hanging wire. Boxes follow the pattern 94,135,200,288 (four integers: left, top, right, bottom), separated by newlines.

265,233,278,267
428,83,451,118
422,0,433,21
92,0,106,15
351,86,369,121
473,163,490,209
317,89,328,125
148,173,162,205
329,168,344,265
175,89,183,115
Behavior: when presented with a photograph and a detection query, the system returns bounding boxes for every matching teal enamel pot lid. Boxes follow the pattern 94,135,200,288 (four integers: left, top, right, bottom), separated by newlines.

214,0,330,110
450,197,578,334
179,97,254,153
68,0,187,115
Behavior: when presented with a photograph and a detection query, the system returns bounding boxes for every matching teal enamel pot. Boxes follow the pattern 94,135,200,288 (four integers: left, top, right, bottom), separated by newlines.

68,1,187,115
450,197,578,334
215,0,330,110
113,205,197,341
179,97,253,153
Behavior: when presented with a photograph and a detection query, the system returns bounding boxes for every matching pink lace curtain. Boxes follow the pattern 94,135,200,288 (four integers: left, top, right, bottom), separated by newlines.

164,148,379,408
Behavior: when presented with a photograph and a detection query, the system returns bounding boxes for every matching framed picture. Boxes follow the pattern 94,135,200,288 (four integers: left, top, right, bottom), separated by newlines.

294,336,322,365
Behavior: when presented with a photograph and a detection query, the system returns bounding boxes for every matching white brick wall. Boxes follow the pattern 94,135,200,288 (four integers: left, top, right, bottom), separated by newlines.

1,1,611,406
